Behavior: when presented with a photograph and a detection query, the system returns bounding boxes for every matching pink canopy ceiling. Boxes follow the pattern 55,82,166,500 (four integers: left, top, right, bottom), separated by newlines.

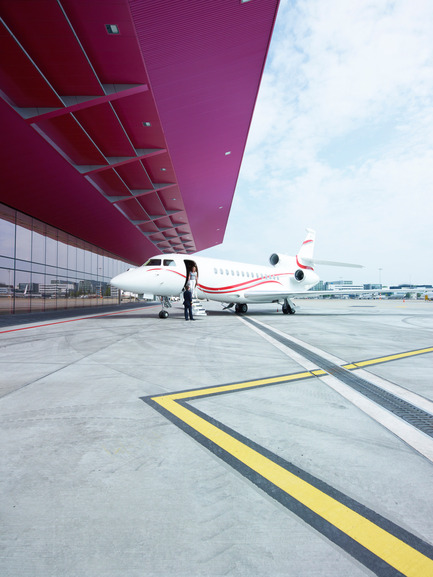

0,0,279,265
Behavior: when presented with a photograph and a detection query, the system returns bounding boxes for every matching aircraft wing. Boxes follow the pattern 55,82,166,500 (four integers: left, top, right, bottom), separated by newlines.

243,289,386,303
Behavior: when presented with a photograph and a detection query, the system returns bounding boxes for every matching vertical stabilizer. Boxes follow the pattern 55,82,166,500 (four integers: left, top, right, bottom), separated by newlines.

297,229,316,264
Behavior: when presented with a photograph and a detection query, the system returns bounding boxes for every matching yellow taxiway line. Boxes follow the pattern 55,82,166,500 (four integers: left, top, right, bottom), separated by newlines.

146,345,433,576
343,346,433,369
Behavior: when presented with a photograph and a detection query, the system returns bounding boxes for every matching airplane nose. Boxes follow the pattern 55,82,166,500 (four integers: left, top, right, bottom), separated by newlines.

111,272,127,288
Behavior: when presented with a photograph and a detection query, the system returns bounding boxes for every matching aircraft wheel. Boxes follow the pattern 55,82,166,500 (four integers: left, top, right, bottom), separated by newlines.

240,303,248,313
282,305,290,314
159,310,169,319
235,304,241,314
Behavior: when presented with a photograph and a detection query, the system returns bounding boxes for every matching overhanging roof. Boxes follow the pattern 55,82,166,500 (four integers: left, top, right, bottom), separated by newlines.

0,0,279,265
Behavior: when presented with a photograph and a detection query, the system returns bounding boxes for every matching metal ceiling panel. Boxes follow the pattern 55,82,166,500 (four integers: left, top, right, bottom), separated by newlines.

61,0,148,86
0,0,103,96
36,113,108,166
88,169,131,200
0,19,63,107
130,0,279,251
0,0,279,264
115,161,154,191
137,192,166,219
74,103,136,158
112,91,166,150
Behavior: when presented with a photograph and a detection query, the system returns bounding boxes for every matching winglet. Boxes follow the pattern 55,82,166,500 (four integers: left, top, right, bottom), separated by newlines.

297,229,316,263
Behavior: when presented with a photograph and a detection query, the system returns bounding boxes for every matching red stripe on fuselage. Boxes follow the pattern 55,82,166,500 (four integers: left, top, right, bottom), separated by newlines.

199,279,284,295
147,267,186,279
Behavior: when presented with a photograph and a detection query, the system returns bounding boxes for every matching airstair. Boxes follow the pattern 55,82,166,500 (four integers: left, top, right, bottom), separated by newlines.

192,298,207,316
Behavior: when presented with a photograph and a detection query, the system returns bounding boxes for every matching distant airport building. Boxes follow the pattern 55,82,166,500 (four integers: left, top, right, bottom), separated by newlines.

390,284,433,291
0,1,280,314
310,280,370,294
325,280,365,292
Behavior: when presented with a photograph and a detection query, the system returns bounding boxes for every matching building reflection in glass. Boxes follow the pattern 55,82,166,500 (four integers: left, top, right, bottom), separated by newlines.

0,203,131,315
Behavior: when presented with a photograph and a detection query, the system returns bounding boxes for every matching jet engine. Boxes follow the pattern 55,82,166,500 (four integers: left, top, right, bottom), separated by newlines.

269,253,292,267
294,269,304,281
270,252,318,287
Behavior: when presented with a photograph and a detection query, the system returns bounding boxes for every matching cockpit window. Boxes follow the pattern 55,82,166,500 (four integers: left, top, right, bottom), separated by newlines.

163,259,176,266
144,258,161,266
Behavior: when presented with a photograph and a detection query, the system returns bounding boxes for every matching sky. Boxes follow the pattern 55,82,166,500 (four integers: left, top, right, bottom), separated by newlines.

200,0,433,287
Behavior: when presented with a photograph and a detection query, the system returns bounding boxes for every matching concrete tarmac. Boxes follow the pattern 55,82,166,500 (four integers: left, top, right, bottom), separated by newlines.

1,298,433,576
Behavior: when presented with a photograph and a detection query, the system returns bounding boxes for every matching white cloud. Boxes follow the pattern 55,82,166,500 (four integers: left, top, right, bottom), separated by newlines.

201,0,433,286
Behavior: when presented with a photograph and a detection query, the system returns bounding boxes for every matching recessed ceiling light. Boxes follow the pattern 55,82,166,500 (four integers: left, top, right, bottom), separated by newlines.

161,168,167,171
143,121,151,127
225,151,231,155
241,0,253,3
106,24,119,34
219,206,223,209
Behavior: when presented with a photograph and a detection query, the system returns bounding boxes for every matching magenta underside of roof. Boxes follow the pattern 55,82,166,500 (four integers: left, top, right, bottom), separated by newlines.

0,0,279,265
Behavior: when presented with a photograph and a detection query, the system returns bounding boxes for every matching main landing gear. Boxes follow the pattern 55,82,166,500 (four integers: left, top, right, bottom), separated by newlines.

235,303,248,314
282,298,296,315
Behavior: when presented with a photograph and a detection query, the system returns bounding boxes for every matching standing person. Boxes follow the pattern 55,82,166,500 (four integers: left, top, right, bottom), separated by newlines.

188,265,198,298
183,284,194,321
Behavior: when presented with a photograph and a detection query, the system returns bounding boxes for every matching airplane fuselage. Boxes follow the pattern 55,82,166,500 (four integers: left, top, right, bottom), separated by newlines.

111,253,320,304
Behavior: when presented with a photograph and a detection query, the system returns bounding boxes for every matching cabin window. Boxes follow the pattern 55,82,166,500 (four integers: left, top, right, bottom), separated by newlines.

163,259,175,266
214,268,218,274
226,269,229,275
144,258,161,266
246,272,250,278
241,271,245,277
231,270,234,276
236,271,240,276
220,268,223,274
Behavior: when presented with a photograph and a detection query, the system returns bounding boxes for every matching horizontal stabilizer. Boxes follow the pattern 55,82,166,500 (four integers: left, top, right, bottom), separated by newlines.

302,258,364,269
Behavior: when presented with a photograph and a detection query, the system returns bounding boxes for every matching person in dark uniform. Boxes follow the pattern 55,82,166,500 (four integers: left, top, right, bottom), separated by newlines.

183,284,194,321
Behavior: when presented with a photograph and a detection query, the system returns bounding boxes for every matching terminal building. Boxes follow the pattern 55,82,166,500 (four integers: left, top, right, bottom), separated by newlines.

0,0,280,314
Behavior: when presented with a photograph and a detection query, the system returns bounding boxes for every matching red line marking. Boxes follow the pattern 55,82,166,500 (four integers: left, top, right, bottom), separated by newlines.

0,305,158,334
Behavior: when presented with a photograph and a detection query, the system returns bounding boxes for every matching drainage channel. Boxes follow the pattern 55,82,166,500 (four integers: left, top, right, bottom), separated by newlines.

243,317,433,438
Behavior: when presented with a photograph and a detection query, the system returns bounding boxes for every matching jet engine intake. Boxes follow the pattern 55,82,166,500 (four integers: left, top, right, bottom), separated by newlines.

294,269,304,281
269,253,279,266
269,253,292,267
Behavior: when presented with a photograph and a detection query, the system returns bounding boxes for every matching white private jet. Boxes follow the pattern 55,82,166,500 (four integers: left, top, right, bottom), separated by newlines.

110,229,376,318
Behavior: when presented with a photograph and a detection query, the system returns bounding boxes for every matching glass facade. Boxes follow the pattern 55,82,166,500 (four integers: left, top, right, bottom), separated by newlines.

0,203,131,315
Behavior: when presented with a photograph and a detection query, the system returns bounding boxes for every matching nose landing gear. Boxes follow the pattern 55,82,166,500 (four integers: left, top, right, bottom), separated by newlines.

159,296,171,318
